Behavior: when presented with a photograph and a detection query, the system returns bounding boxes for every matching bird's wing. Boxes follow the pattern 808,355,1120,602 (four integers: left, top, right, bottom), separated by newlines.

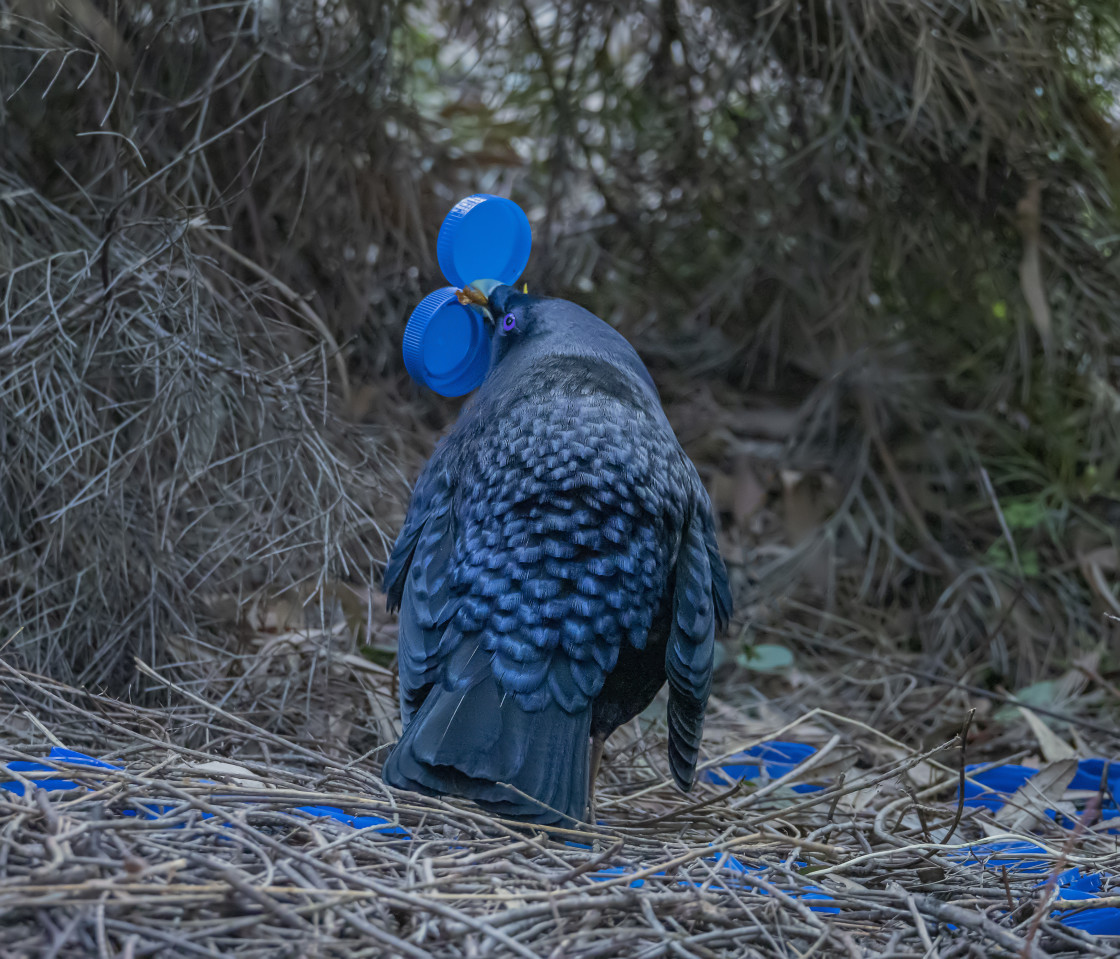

706,498,733,632
664,501,731,789
383,461,459,724
383,458,447,610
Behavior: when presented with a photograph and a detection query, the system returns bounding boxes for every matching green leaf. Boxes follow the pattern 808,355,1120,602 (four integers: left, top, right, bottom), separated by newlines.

359,645,397,668
994,679,1061,723
1001,499,1048,530
984,540,1040,577
985,540,1013,570
736,643,794,673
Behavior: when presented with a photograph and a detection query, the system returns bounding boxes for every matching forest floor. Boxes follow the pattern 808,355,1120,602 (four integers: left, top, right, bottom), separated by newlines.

2,616,1118,957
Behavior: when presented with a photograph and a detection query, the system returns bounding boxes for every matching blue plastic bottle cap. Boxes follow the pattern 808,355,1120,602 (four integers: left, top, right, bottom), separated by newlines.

403,287,491,396
437,194,532,288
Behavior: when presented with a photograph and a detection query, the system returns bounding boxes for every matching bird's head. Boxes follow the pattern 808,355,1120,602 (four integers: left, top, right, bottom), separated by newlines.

457,277,661,398
457,278,549,368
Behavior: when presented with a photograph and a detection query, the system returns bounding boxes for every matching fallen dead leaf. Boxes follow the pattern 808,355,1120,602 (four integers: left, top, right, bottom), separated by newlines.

994,758,1078,832
732,453,767,527
1018,707,1076,762
1078,546,1120,616
1016,178,1052,351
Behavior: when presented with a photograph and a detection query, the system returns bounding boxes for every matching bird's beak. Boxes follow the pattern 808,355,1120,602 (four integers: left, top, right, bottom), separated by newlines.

456,278,503,322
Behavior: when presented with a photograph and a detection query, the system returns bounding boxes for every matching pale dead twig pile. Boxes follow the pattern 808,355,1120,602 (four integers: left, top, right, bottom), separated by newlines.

3,0,1120,702
3,658,1118,958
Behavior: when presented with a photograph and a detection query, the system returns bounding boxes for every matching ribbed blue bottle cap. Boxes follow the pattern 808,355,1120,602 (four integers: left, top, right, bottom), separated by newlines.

403,287,491,397
437,194,532,288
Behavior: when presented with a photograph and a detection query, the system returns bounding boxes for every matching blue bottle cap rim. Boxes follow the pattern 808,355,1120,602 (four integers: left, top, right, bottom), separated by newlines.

403,288,491,397
437,194,532,289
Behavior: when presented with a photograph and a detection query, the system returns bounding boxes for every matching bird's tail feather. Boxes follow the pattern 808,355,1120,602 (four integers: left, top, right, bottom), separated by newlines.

382,651,591,826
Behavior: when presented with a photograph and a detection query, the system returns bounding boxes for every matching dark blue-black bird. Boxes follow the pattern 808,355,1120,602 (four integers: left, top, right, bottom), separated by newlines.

381,281,732,825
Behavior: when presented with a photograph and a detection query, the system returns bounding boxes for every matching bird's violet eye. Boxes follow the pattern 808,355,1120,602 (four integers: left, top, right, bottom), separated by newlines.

501,312,517,333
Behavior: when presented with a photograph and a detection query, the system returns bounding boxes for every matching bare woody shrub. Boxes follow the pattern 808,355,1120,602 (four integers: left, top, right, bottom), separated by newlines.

0,2,417,690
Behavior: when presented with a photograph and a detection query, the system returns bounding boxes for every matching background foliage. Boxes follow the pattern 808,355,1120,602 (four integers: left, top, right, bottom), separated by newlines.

1,0,1118,746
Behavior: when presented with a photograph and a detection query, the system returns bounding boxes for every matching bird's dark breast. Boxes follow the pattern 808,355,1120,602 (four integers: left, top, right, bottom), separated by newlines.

444,358,688,721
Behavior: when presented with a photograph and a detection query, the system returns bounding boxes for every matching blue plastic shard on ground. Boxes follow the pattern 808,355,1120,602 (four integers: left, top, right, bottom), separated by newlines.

1053,871,1120,935
295,804,409,836
1,746,121,794
5,750,188,822
719,853,840,914
702,740,824,793
961,764,1038,812
960,760,1119,834
579,855,839,912
588,864,656,889
958,839,1055,872
1068,760,1120,793
962,760,1119,811
561,840,837,910
0,747,408,835
953,841,1120,935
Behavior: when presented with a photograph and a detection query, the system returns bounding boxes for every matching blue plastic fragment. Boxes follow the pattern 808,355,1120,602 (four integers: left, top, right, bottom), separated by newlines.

121,804,186,822
590,864,654,889
961,764,1039,812
1068,759,1120,793
1,746,121,795
1046,870,1120,935
719,853,840,914
1056,878,1120,934
958,839,1054,872
703,740,824,793
583,856,839,912
955,843,1120,935
295,803,409,836
959,761,1118,834
962,760,1119,808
